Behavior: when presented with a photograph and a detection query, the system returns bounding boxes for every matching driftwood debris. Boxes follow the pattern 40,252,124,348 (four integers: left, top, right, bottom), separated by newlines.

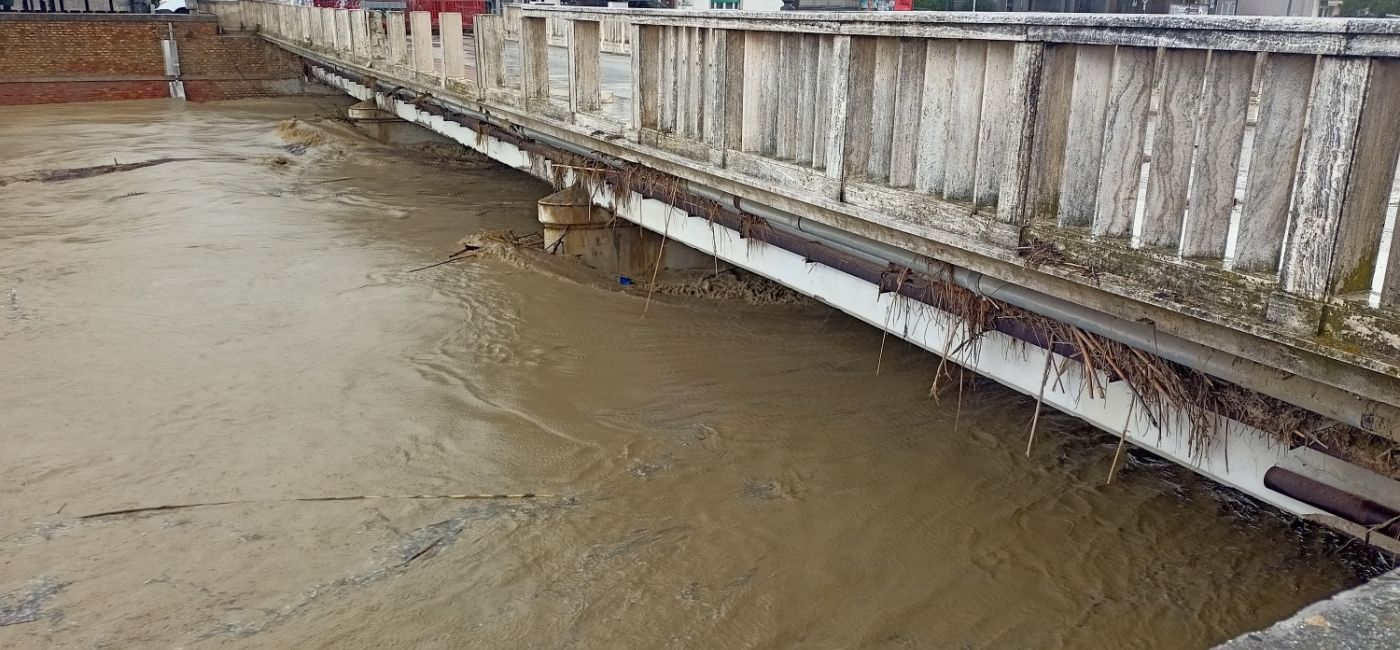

79,493,551,520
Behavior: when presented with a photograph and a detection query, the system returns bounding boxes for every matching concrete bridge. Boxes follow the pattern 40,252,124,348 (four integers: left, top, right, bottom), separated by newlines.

227,1,1400,555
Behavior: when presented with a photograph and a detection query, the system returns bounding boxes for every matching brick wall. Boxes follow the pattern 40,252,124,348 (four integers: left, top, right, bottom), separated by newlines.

0,13,307,105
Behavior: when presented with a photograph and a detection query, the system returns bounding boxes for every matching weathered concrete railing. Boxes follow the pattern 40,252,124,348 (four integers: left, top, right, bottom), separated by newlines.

534,10,631,54
504,4,520,41
241,2,1400,417
1003,18,1400,357
507,10,1400,359
601,15,631,54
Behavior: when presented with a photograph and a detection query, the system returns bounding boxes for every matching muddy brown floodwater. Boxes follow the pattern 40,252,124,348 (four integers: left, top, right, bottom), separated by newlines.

0,97,1385,649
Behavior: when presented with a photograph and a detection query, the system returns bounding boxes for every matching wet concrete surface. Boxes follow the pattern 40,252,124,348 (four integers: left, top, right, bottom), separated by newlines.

1220,569,1400,649
0,96,1387,649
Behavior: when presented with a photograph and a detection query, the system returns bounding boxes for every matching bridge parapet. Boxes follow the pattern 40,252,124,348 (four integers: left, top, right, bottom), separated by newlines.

528,9,1400,366
242,2,1400,436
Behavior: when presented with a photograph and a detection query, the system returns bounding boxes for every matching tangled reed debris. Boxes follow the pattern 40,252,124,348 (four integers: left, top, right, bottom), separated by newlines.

926,276,1382,469
1018,238,1102,281
650,270,810,306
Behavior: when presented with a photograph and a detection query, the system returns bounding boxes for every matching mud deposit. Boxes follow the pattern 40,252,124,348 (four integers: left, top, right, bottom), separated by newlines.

0,97,1383,649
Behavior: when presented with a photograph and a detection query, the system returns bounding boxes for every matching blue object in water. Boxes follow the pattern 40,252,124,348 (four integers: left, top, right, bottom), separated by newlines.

617,276,633,286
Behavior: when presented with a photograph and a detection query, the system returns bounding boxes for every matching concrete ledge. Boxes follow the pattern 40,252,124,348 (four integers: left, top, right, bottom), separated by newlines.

1219,570,1400,649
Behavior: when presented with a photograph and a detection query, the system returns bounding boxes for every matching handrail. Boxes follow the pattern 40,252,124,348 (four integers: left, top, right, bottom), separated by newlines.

523,7,1400,55
522,7,1400,33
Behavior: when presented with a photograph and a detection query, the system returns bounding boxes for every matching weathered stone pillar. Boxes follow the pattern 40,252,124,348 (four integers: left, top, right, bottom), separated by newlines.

568,19,601,113
410,11,434,74
350,9,370,62
345,100,455,145
319,7,335,52
441,12,466,80
387,12,407,66
538,186,710,276
334,9,352,56
299,6,313,48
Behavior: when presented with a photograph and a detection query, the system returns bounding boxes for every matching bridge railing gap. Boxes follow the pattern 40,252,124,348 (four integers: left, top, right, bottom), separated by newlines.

243,2,1400,410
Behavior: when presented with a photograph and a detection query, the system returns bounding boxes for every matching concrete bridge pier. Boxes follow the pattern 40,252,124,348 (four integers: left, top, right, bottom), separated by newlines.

345,99,453,146
538,185,710,279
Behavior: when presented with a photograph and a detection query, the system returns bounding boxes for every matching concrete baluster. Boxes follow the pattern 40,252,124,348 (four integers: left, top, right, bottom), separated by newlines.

350,10,371,62
1284,58,1400,302
840,37,874,180
521,17,549,100
368,9,386,59
1235,54,1313,272
740,31,776,154
441,12,466,81
942,41,987,201
687,28,704,142
1141,49,1208,250
387,12,406,66
973,41,1015,207
703,28,731,161
914,40,956,194
410,11,433,74
1091,46,1157,239
995,42,1051,227
887,38,924,187
864,37,899,180
320,8,335,53
1181,50,1255,259
821,34,851,184
794,34,819,168
299,6,313,48
632,24,660,136
475,15,504,90
334,9,352,57
569,19,601,114
676,27,695,139
1057,45,1114,227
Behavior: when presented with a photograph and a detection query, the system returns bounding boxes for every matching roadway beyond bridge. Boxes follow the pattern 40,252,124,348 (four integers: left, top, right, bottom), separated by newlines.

232,0,1400,609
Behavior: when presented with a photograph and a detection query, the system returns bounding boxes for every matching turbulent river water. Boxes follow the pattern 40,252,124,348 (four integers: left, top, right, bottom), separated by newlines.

0,97,1384,649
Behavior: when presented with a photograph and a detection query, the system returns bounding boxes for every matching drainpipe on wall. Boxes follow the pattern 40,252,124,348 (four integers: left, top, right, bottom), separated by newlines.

162,23,186,100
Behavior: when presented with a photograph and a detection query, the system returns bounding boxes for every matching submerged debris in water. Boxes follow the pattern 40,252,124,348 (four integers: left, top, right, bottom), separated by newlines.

78,493,553,520
743,479,793,501
459,229,545,251
650,269,811,307
0,577,63,628
275,118,328,146
399,141,496,168
630,459,671,477
453,228,809,307
202,501,553,640
0,157,209,186
447,230,546,268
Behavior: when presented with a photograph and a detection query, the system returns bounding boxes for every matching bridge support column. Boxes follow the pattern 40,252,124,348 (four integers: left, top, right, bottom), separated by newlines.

538,186,710,278
345,100,453,145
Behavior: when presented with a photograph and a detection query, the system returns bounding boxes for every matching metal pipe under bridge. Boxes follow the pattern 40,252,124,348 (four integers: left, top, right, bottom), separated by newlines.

233,1,1400,554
